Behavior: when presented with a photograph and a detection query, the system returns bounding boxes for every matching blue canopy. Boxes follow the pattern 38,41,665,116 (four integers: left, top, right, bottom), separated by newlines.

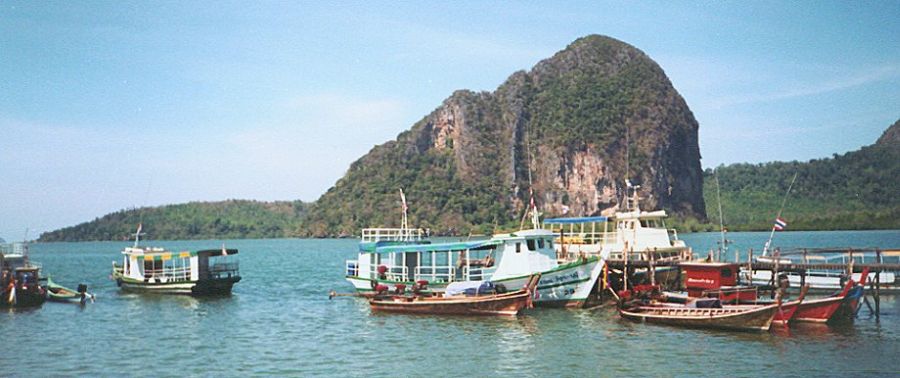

375,239,500,254
543,216,608,224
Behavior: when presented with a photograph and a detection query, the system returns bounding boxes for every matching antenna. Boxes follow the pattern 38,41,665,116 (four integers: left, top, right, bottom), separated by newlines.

399,188,409,240
714,169,728,261
762,172,798,256
519,127,539,230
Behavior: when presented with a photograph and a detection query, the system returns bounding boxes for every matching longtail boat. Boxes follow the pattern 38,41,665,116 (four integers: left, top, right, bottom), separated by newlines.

772,285,809,325
46,277,94,304
369,274,540,316
618,302,780,332
793,268,869,323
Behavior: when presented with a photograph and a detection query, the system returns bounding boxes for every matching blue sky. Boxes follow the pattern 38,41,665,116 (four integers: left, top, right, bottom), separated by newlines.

1,2,898,238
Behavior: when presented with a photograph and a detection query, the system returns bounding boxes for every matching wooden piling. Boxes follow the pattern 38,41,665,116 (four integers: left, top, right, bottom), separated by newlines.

875,248,881,321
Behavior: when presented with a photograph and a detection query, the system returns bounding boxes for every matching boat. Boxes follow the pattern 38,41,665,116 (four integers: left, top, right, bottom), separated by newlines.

0,242,47,308
111,225,241,295
345,192,605,308
792,269,869,323
618,302,780,332
46,276,95,304
544,182,691,286
369,274,541,316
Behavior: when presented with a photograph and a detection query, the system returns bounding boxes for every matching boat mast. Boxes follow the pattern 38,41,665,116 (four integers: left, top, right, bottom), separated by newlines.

762,173,798,256
133,223,144,248
519,127,540,230
714,169,727,261
399,188,409,240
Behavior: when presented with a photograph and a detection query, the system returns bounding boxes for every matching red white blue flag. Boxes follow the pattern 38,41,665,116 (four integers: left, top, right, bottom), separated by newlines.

774,217,787,231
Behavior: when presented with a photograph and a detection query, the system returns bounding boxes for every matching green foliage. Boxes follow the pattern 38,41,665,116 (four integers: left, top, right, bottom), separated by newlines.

697,142,900,231
38,200,310,241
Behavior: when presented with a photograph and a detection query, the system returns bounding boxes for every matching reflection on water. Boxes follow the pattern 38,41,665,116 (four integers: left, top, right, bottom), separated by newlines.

4,234,899,376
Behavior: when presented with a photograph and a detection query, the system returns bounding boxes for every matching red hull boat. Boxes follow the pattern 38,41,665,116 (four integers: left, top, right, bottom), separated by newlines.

793,269,869,323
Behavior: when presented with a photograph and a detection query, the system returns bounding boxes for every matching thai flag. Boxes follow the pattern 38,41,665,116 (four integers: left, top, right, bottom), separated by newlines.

774,217,788,231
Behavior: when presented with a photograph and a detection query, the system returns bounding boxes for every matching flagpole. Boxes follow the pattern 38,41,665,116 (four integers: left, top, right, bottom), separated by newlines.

762,173,798,256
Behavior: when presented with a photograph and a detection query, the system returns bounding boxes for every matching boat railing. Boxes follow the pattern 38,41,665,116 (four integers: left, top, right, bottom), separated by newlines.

362,262,409,282
414,266,455,284
143,266,193,282
608,249,688,262
208,262,240,279
361,228,423,242
462,265,497,282
555,231,616,246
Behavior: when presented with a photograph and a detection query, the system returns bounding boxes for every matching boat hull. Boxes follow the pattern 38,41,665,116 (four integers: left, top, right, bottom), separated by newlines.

772,300,801,325
370,290,532,316
347,257,603,308
493,257,603,308
791,296,844,323
619,304,779,332
115,276,241,296
0,289,46,308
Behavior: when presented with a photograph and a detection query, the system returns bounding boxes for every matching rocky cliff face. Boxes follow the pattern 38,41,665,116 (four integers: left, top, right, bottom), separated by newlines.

876,119,900,146
301,35,706,236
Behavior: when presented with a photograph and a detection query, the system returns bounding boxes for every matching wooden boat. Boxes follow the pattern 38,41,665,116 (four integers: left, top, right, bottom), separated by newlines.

619,302,780,332
792,269,868,323
46,277,94,304
369,274,541,316
772,285,809,325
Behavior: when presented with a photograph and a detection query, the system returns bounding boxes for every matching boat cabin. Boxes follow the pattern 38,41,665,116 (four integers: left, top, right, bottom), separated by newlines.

346,228,558,286
544,210,688,262
118,247,239,284
681,262,757,302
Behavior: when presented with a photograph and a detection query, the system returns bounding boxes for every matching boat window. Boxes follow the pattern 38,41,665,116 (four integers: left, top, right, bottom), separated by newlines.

722,268,732,277
538,239,545,249
526,239,536,251
516,243,521,253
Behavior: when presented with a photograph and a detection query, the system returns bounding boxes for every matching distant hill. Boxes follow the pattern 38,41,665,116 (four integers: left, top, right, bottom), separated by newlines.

299,35,705,237
38,200,310,242
699,119,900,231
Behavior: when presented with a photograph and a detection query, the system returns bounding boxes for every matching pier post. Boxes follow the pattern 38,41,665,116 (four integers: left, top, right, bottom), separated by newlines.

875,248,881,321
748,248,754,283
799,269,806,289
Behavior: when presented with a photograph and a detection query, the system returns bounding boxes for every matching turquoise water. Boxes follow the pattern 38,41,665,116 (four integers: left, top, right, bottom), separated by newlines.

3,230,899,376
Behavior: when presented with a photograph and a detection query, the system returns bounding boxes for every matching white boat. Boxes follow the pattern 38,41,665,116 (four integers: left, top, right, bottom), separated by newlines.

346,228,604,308
544,183,691,265
749,249,899,292
111,226,240,295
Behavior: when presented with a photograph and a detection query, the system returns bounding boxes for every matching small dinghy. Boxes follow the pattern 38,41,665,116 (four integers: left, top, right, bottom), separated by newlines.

369,274,540,316
47,277,94,304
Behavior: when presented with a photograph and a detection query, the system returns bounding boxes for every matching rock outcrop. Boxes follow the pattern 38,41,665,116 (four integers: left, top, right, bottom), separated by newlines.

301,35,706,236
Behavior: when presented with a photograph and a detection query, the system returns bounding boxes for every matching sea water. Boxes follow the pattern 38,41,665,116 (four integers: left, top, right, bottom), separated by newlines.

3,230,899,376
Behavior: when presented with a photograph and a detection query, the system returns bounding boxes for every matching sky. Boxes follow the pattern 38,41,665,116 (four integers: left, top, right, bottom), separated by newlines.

1,2,898,239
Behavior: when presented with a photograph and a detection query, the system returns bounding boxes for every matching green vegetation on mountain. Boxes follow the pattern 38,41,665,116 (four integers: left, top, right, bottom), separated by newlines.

38,200,309,242
693,119,900,232
299,35,705,237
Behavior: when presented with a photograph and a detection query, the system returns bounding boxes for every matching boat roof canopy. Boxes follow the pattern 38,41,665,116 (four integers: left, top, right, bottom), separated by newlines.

124,248,237,259
543,216,608,224
375,239,501,254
